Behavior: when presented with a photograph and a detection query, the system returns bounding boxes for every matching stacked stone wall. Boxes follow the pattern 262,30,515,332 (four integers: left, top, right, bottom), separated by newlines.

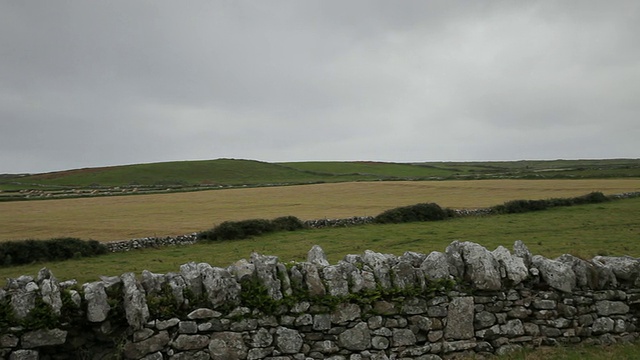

2,241,640,359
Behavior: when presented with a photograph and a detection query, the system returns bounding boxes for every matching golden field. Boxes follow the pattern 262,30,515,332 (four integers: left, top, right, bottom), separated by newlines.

1,179,638,242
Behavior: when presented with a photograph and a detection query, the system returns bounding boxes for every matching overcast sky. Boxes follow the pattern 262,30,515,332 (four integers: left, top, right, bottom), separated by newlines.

1,1,638,173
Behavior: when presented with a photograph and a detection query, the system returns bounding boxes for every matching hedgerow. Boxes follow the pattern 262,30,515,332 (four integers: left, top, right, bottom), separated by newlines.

198,216,306,241
374,203,454,224
0,237,107,267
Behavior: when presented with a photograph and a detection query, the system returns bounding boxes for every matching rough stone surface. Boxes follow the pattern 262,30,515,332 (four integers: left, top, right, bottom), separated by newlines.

122,272,150,330
338,322,371,351
83,281,110,322
531,255,576,293
21,329,67,348
492,246,528,285
123,331,170,359
209,332,248,360
445,297,475,340
275,327,303,354
420,251,450,280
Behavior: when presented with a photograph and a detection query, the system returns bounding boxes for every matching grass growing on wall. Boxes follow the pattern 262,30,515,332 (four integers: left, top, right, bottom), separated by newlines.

0,197,638,284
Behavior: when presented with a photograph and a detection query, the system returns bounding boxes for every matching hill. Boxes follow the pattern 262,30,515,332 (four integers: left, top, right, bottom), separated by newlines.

1,158,639,201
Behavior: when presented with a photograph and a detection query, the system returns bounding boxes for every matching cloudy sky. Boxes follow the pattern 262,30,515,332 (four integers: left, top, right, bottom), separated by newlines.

1,1,638,173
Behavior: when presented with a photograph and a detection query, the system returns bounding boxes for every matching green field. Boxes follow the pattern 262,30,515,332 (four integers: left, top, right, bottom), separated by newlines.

1,196,638,284
2,158,639,201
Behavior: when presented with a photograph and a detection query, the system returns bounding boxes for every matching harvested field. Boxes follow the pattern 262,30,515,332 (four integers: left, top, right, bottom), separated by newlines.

1,179,638,242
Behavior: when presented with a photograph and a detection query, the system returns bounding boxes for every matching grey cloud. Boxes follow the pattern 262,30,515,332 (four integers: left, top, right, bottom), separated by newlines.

1,1,638,173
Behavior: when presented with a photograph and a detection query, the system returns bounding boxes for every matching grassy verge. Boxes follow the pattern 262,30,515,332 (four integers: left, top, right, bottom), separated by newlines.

0,197,638,284
497,342,640,359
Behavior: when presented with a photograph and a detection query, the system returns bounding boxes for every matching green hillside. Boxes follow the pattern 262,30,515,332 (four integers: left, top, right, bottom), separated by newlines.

1,158,639,201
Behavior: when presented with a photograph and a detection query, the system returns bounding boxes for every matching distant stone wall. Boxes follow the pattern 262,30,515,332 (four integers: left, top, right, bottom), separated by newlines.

2,240,640,359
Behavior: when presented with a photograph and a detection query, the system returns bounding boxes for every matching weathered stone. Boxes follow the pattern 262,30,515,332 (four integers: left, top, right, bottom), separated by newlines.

299,262,326,297
275,327,303,354
21,329,67,348
474,311,496,329
592,317,615,334
133,328,154,342
247,347,274,360
445,241,465,278
201,265,241,308
392,328,417,347
209,332,248,360
251,327,273,347
83,281,110,322
420,251,450,280
442,340,477,353
156,318,180,330
180,262,203,297
402,297,428,315
169,351,209,360
455,242,503,290
0,334,19,348
495,344,523,356
401,251,428,267
123,331,170,359
277,263,292,297
228,258,255,281
593,255,640,283
312,340,339,354
10,284,37,320
251,253,283,300
595,300,629,316
338,322,371,351
513,240,532,267
172,334,209,351
188,308,221,320
9,350,39,360
166,272,186,305
313,314,332,330
531,255,576,293
308,245,330,267
141,270,166,295
372,336,389,349
140,351,164,360
179,321,198,334
445,297,474,340
323,265,350,297
332,303,361,324
363,250,396,289
391,260,419,289
121,272,150,330
492,246,528,285
500,319,525,337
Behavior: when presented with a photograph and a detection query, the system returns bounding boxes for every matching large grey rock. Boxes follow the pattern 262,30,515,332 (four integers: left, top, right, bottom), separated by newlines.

9,350,39,360
228,258,255,281
445,297,474,340
251,253,283,300
596,300,630,316
401,251,428,267
363,250,396,289
83,281,110,322
141,270,166,296
331,303,361,324
209,332,248,360
180,262,203,297
323,264,350,297
308,245,330,267
166,272,186,305
338,322,371,351
531,255,576,292
39,278,62,315
421,251,450,280
392,328,417,347
298,262,326,296
277,263,292,297
593,256,640,284
201,265,241,308
513,240,532,267
172,334,210,351
123,331,170,359
252,327,273,347
21,329,67,348
557,254,602,289
121,272,150,330
492,246,528,285
589,259,618,289
275,327,303,354
391,260,421,289
460,242,502,290
445,241,465,278
10,283,38,320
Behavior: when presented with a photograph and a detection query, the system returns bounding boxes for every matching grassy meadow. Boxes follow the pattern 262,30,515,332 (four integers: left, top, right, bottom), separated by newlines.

1,179,638,242
1,196,638,284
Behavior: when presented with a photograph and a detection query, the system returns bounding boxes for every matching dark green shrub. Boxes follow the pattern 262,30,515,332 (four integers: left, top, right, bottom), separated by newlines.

0,237,108,267
496,199,550,214
374,203,451,224
271,216,306,231
573,191,609,204
199,216,306,241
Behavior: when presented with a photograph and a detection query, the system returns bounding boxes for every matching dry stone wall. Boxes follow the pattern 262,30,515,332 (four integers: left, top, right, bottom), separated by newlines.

2,241,640,359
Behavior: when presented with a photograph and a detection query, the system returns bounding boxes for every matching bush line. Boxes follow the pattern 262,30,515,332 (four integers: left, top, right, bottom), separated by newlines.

0,238,107,267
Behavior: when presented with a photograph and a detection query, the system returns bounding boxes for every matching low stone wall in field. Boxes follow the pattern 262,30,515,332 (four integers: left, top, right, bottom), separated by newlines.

2,240,640,359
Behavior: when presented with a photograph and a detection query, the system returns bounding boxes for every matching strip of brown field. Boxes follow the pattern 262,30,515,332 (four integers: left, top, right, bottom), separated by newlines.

1,179,638,242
